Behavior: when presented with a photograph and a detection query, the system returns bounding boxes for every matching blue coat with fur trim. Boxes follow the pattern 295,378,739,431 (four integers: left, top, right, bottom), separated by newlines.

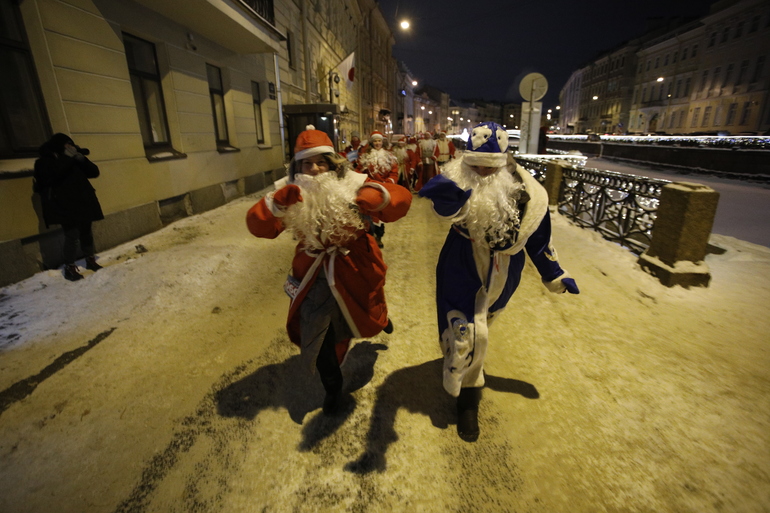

420,162,575,396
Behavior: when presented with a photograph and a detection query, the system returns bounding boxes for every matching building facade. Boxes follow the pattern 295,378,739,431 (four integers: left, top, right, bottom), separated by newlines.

561,0,770,136
0,0,399,286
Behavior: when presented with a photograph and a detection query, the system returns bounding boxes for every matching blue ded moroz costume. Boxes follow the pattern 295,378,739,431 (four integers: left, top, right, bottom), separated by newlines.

419,122,579,441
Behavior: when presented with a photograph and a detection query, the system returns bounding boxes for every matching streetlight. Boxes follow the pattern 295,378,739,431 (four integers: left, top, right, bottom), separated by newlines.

656,77,664,82
399,20,410,30
592,95,599,100
411,80,418,86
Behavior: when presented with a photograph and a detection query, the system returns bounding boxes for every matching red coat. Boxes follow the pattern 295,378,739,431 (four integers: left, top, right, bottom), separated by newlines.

246,174,412,346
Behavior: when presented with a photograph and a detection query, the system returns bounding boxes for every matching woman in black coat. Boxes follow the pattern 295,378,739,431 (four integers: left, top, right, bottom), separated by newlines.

34,133,104,281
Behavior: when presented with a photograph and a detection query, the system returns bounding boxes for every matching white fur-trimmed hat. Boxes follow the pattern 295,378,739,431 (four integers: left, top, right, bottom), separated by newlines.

463,122,509,168
294,125,335,161
369,131,384,141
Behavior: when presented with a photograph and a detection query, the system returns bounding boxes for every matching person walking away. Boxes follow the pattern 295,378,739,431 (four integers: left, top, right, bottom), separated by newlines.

246,126,412,414
418,122,579,442
33,133,104,281
414,132,438,192
355,131,399,247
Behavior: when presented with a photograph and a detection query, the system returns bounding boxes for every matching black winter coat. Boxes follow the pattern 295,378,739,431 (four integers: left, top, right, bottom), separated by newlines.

33,154,104,228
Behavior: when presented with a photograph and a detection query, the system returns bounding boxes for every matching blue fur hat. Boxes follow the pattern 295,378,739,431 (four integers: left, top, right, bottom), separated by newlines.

464,122,509,167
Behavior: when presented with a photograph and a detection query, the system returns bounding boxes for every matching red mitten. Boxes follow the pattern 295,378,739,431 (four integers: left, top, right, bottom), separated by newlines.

356,185,387,212
273,184,303,208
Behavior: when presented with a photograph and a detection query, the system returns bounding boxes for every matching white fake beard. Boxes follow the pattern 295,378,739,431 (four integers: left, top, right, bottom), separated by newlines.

284,172,365,251
360,148,395,175
443,160,523,248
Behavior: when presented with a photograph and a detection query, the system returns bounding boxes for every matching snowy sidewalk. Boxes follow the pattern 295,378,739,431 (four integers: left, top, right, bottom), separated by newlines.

1,190,769,513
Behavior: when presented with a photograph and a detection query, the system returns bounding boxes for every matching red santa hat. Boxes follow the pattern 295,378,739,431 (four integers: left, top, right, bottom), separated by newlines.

294,125,335,161
369,131,384,141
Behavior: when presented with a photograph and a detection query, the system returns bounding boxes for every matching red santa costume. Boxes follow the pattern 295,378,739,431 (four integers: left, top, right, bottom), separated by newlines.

356,131,398,184
246,127,412,414
414,132,439,192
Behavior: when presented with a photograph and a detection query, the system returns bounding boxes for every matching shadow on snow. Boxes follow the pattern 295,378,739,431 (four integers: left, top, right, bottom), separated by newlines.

345,359,540,475
215,341,388,450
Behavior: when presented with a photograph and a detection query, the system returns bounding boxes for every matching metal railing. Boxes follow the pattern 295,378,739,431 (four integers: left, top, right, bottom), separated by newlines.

515,157,670,255
238,0,275,25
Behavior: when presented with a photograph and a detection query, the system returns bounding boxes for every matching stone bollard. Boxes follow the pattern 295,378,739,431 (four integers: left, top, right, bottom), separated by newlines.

638,182,720,287
544,162,564,206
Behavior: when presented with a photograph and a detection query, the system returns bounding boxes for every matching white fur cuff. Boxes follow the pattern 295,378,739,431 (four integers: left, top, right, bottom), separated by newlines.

265,191,287,218
543,271,572,293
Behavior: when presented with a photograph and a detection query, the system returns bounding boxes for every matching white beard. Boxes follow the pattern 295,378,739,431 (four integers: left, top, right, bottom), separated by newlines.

359,148,396,176
443,160,523,248
283,172,365,251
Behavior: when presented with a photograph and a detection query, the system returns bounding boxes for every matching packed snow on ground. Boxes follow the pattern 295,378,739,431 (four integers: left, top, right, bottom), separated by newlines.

0,191,768,513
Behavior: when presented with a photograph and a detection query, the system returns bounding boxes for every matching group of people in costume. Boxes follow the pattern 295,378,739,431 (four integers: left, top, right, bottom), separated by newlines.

247,122,579,442
342,130,457,195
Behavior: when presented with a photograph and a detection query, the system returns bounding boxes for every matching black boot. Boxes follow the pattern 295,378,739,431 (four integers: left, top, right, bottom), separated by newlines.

63,264,84,281
322,388,343,415
457,387,481,442
85,256,102,271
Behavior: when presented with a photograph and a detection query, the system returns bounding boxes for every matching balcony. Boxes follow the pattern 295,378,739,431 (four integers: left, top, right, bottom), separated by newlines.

132,0,285,54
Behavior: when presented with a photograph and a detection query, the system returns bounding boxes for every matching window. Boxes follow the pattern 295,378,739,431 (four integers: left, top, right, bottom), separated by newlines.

702,106,712,127
286,31,296,70
206,64,229,145
700,70,709,92
684,77,691,97
664,54,669,66
736,21,744,37
713,106,722,126
749,15,759,32
723,64,733,88
711,67,721,94
0,1,51,158
682,47,688,60
251,81,264,145
726,103,738,125
123,33,172,152
673,51,678,63
739,101,751,125
737,60,749,85
691,44,698,57
691,107,700,127
655,57,660,69
721,27,730,43
708,32,716,47
751,56,765,82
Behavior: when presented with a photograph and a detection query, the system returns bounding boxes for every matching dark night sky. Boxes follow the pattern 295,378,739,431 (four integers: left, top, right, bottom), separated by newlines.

376,0,716,108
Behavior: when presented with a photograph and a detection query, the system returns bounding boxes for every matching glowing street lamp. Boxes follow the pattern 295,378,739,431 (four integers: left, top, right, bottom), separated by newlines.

400,20,410,30
411,80,418,86
656,77,664,82
592,95,599,100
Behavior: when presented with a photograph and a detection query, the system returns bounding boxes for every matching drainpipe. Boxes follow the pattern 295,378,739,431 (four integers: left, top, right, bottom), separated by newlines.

273,53,286,163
